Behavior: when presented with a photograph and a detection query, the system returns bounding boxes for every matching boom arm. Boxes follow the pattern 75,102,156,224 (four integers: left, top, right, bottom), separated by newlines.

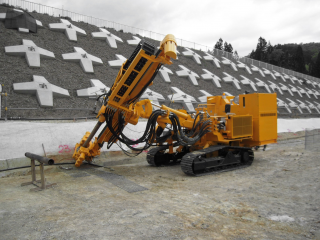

72,34,179,166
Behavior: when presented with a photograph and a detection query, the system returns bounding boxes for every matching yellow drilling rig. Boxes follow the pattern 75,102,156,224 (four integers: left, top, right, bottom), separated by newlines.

72,34,277,176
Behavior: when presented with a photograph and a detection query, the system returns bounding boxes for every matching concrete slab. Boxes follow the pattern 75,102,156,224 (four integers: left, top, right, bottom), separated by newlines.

251,65,265,77
140,88,165,109
5,39,55,68
176,65,200,86
49,19,86,42
262,68,276,80
288,84,302,97
198,90,213,102
277,98,292,113
222,72,241,90
221,57,237,71
240,75,257,91
127,36,141,46
108,54,127,68
286,98,303,114
279,83,293,96
62,47,103,73
268,81,283,95
201,69,221,88
182,47,202,65
91,28,123,49
13,75,70,107
167,87,197,112
203,53,220,68
158,66,173,83
237,61,252,74
77,79,110,100
255,78,271,93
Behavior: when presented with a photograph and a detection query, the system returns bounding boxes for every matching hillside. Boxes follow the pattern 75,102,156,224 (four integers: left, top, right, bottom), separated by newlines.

0,5,319,119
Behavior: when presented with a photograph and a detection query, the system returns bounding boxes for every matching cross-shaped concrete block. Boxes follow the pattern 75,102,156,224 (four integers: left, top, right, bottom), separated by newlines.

288,84,302,97
167,87,197,112
313,101,320,110
91,28,123,49
240,75,257,91
176,65,200,86
108,54,127,68
296,99,312,113
49,19,86,42
262,68,276,80
203,53,221,68
297,86,310,98
221,57,237,71
0,9,43,33
282,73,295,84
62,47,103,73
312,81,320,89
182,47,202,65
5,39,55,68
77,79,110,100
286,98,303,114
289,75,299,83
158,66,173,83
13,75,69,107
201,69,221,88
305,88,318,99
268,81,283,95
222,72,241,90
273,70,286,82
255,78,271,93
277,98,292,113
237,61,252,74
279,83,293,96
127,36,141,46
140,88,165,109
251,65,265,77
290,75,303,85
305,100,320,114
304,78,316,88
312,89,320,98
198,90,213,102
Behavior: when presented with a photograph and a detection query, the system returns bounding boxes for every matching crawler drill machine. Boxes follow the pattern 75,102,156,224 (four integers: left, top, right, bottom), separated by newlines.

72,34,277,176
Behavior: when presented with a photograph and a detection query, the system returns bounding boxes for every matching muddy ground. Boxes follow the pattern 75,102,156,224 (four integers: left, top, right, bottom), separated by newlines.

0,136,319,239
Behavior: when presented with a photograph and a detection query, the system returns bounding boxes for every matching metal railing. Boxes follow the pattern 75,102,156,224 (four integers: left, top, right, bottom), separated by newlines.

305,128,320,151
1,0,319,83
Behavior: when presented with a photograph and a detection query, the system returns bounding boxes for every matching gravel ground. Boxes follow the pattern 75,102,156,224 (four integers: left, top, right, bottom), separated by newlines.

0,5,319,119
0,134,319,239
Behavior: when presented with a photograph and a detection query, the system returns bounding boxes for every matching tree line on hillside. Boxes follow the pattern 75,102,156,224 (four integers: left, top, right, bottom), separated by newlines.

212,38,239,59
248,37,320,78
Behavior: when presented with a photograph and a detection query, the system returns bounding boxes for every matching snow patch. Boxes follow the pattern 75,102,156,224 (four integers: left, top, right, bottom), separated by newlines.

269,215,294,222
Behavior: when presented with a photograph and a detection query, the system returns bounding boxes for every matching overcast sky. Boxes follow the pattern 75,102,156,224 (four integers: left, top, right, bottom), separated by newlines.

31,0,319,56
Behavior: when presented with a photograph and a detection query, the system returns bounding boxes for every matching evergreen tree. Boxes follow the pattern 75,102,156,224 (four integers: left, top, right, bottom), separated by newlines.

255,37,268,61
224,42,233,53
313,51,320,78
294,45,306,73
214,38,223,50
